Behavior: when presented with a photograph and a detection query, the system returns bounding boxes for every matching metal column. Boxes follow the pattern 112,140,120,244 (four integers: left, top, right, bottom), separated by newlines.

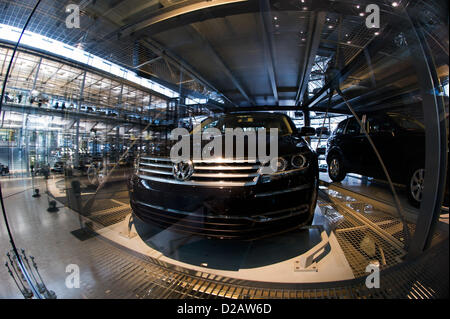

303,109,311,144
74,71,86,169
24,116,29,174
405,15,448,258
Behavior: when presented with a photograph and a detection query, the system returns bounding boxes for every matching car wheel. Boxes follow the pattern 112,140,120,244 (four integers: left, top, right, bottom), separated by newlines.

408,168,425,207
328,155,346,182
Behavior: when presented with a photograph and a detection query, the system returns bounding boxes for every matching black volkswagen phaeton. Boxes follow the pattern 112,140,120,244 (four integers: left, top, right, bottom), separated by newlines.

128,112,318,239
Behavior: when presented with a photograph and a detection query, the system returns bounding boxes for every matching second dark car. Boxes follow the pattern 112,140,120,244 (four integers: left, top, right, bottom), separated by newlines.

326,112,427,206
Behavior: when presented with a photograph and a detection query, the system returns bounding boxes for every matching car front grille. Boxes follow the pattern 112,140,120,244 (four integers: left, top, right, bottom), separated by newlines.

138,156,261,186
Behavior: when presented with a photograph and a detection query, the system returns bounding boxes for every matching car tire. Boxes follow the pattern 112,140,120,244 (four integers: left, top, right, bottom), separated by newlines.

407,167,425,208
328,154,346,182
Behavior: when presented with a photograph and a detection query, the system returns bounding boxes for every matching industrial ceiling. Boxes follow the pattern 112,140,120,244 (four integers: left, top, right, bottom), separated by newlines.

0,0,448,113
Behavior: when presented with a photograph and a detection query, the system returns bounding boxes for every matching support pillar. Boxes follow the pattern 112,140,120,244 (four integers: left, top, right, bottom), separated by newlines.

74,71,86,169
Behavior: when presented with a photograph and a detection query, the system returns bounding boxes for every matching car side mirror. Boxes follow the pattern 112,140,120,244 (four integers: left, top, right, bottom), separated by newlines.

298,126,316,136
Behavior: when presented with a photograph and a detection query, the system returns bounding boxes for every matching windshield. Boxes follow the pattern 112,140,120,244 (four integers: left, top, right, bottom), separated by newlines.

194,114,293,135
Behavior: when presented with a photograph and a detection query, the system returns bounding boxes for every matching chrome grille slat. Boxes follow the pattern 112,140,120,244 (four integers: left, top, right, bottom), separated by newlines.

192,172,258,178
141,157,172,162
193,159,258,164
140,162,172,169
138,175,256,187
138,156,261,186
194,165,259,170
139,168,172,175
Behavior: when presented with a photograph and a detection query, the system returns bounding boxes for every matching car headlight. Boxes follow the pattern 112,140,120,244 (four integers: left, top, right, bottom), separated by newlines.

270,157,288,173
291,154,307,168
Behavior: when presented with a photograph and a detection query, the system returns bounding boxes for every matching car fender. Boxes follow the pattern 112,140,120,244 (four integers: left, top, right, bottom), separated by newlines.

326,146,344,164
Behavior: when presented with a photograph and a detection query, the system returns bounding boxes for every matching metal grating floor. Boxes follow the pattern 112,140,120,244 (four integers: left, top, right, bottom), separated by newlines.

317,188,447,280
87,205,132,229
75,228,448,299
49,180,448,298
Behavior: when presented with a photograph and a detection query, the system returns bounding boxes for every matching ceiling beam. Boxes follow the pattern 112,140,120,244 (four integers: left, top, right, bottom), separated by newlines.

61,71,85,89
133,56,163,69
114,0,395,40
117,0,249,38
188,24,254,105
107,0,125,10
84,77,105,89
119,0,162,23
295,11,326,106
25,60,40,81
258,0,278,103
42,63,65,85
303,25,396,109
141,38,236,106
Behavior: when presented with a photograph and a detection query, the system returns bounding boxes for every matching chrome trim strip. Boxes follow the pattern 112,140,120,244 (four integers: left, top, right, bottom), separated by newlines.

192,172,259,178
133,199,309,222
140,162,172,169
138,174,255,186
193,158,259,164
194,165,259,170
254,184,311,198
141,156,259,164
139,168,172,175
141,157,172,162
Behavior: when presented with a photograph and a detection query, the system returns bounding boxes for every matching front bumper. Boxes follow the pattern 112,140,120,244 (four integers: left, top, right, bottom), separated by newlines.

129,170,318,239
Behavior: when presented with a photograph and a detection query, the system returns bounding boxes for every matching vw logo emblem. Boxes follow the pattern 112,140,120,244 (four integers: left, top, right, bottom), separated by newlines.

172,161,194,181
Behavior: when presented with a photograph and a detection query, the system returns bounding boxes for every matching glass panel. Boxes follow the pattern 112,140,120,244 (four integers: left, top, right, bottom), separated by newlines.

0,0,447,300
